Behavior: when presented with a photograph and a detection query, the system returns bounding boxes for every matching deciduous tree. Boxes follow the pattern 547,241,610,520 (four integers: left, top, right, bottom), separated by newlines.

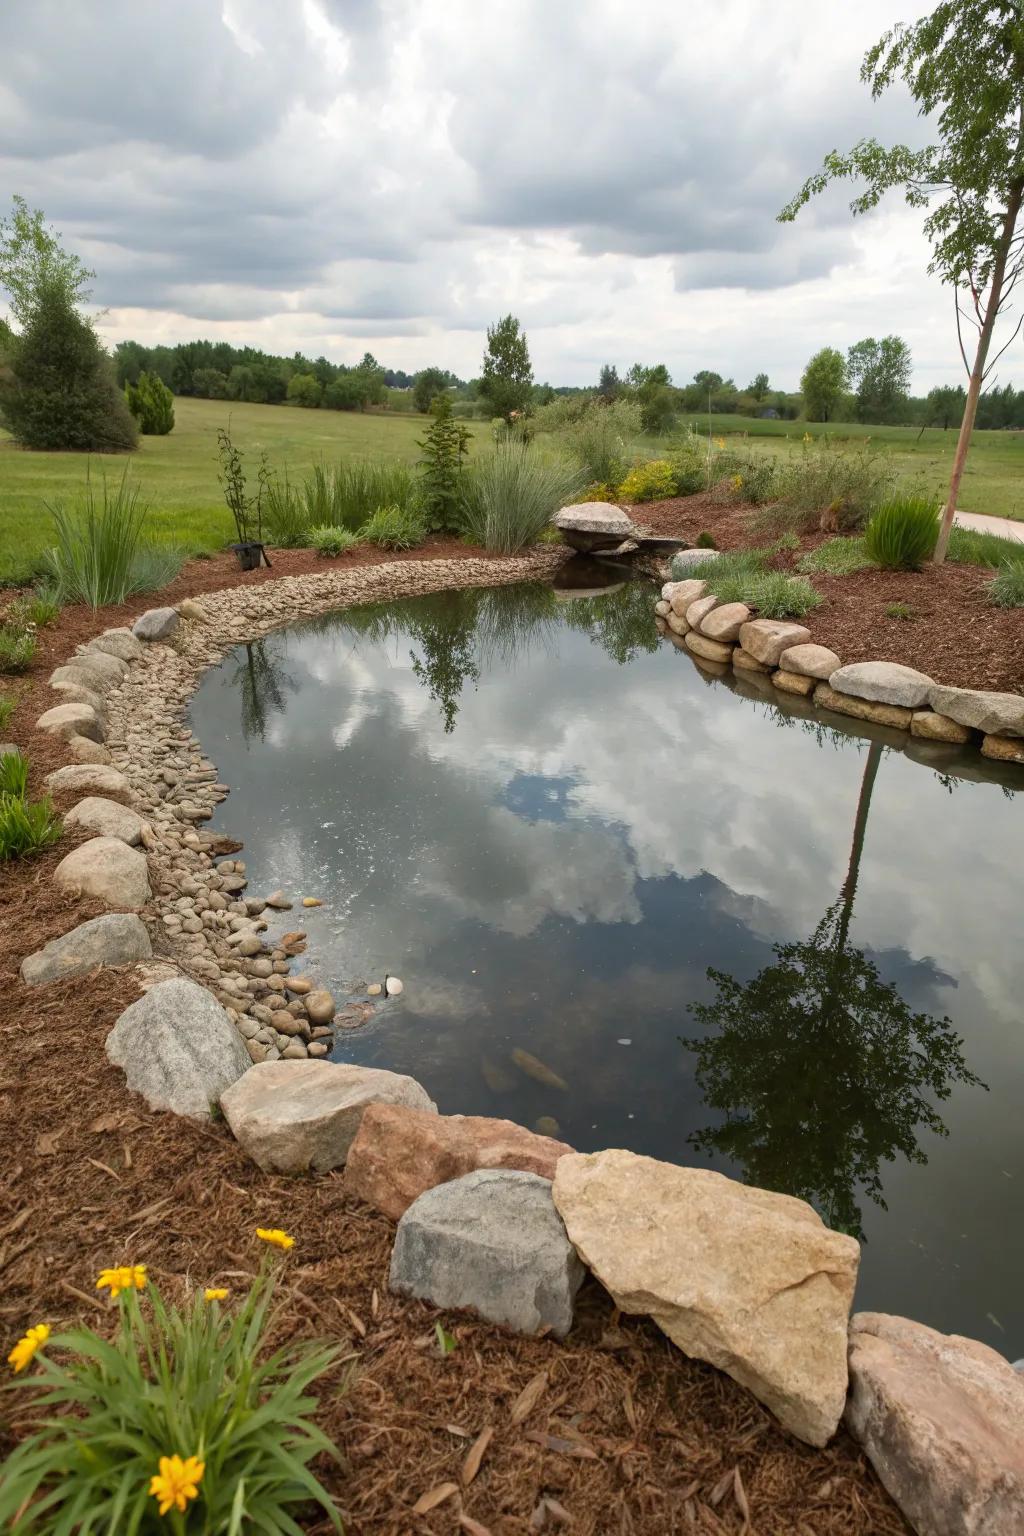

800,347,847,422
412,366,450,413
847,335,912,422
479,314,533,421
780,2,1024,561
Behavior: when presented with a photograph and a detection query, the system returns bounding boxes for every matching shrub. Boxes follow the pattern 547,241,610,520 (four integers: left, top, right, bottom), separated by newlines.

458,442,585,553
44,474,183,608
721,453,780,506
0,286,138,451
798,536,874,575
417,395,471,532
987,562,1024,608
310,524,358,557
125,371,174,435
263,473,309,548
0,625,36,672
886,601,915,620
864,496,940,570
0,1238,345,1532
668,442,708,495
695,531,717,549
286,371,322,408
21,585,62,626
360,503,427,550
578,482,614,502
616,459,676,503
217,427,269,544
768,442,896,533
562,398,642,485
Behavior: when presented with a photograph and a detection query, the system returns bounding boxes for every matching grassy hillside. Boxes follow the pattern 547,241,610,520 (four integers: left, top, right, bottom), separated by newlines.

0,398,481,583
2,397,1022,583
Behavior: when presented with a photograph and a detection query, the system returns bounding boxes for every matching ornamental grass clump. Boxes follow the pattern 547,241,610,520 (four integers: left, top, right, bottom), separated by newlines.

864,496,940,570
0,1229,345,1533
43,473,184,608
987,561,1024,608
0,749,61,860
360,502,427,550
458,442,584,553
797,536,874,576
310,524,358,558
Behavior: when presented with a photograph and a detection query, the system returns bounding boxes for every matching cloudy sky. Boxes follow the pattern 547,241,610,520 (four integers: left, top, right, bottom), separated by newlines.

1,0,986,391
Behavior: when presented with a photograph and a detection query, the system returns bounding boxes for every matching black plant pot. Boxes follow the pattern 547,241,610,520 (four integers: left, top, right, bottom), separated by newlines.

229,542,269,571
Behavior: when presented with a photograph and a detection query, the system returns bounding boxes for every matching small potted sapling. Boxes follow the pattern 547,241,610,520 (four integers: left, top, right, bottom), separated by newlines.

218,426,272,570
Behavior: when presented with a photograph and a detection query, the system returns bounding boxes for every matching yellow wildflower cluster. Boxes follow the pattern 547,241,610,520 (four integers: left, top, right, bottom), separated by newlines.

96,1264,148,1299
149,1454,205,1515
8,1323,50,1374
256,1227,295,1251
203,1287,229,1302
730,474,744,490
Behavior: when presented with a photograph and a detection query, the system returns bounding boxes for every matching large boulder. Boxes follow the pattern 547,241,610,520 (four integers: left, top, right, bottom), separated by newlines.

67,736,112,764
685,632,733,664
220,1060,437,1174
346,1103,574,1219
53,837,151,909
553,502,635,554
981,733,1024,762
738,619,812,666
390,1169,583,1339
63,797,147,845
778,642,841,679
48,678,107,713
132,607,180,642
701,601,751,642
106,978,250,1118
82,628,144,663
846,1312,1024,1535
35,703,104,743
44,764,133,804
20,913,152,985
51,650,127,692
667,579,707,617
928,684,1024,737
813,683,911,730
829,661,935,709
670,548,726,578
552,1150,859,1446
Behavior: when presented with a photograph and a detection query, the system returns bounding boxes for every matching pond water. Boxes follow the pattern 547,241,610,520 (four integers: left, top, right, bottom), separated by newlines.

190,563,1024,1353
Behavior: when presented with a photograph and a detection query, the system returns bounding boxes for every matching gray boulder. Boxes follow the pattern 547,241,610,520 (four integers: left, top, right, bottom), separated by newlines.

829,661,935,709
554,502,635,553
106,978,251,1117
220,1060,437,1173
670,548,726,577
53,837,151,909
35,702,105,742
51,651,127,692
44,764,133,803
63,796,147,845
389,1169,584,1339
82,628,144,663
132,607,180,642
21,913,152,985
928,684,1024,737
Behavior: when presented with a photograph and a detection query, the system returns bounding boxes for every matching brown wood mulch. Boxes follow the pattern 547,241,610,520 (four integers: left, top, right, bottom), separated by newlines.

636,495,1024,694
0,542,912,1533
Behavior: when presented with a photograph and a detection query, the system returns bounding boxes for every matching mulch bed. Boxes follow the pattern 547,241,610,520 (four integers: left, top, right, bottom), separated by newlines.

635,496,1024,694
0,541,916,1533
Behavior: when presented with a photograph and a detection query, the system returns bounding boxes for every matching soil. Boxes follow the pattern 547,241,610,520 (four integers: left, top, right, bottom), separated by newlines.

0,539,916,1534
636,496,1024,694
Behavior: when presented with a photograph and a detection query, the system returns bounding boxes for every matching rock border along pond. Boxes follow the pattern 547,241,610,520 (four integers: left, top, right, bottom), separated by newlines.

21,547,1024,1534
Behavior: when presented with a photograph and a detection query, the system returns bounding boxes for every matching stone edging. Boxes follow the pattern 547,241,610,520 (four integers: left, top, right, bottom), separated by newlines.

654,576,1024,764
19,548,1024,1536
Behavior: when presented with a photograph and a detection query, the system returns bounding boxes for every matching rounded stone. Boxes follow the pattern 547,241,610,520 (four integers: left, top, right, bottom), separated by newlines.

53,837,151,910
63,797,147,846
306,989,337,1025
45,764,133,804
36,703,105,743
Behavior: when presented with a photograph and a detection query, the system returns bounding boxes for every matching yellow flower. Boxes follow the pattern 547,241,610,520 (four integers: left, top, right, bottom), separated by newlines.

8,1323,50,1374
96,1264,148,1299
731,474,743,489
149,1454,205,1516
255,1227,294,1251
203,1288,229,1302
714,436,726,449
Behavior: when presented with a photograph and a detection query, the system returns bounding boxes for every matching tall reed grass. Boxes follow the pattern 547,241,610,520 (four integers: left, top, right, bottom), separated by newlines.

44,475,184,608
459,443,585,553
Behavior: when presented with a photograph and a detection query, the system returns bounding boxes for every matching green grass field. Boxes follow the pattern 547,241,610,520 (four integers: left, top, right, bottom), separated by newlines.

1,397,1022,583
0,398,481,583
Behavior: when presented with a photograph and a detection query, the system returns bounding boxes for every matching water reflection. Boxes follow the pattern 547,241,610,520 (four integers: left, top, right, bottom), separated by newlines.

682,746,986,1239
189,575,1024,1345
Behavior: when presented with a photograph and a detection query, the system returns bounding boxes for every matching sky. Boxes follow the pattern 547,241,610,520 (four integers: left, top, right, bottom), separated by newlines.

0,0,991,393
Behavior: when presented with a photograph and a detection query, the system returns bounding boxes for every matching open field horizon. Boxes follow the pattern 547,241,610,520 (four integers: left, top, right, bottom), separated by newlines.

2,396,1023,583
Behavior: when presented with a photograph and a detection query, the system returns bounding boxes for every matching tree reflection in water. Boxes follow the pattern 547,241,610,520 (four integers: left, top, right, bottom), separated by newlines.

231,640,297,744
680,743,986,1238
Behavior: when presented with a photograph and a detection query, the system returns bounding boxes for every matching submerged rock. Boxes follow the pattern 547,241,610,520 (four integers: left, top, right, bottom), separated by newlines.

390,1169,584,1338
511,1048,567,1091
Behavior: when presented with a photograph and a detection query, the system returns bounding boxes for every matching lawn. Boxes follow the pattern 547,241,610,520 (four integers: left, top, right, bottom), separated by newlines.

2,397,1023,584
680,413,1024,524
0,397,480,583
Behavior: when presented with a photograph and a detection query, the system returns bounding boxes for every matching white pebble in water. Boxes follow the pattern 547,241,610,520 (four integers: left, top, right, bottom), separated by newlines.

385,975,404,997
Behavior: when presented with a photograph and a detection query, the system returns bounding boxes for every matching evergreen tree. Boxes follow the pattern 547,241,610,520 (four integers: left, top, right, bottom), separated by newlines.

125,370,174,434
0,284,137,450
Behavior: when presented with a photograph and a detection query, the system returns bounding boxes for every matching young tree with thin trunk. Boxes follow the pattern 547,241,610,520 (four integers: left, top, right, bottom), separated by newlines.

779,2,1024,563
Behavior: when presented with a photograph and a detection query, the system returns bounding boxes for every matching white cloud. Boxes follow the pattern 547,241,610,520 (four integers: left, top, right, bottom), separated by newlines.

0,0,987,388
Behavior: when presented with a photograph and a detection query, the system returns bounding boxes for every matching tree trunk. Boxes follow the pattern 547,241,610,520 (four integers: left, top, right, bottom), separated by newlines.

835,741,882,954
935,179,1024,563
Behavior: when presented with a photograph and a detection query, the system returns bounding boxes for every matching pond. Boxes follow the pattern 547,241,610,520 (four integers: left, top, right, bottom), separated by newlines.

190,562,1024,1354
